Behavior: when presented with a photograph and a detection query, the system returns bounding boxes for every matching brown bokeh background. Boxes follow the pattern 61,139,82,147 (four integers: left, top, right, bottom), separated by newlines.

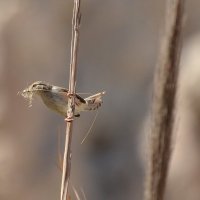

1,1,200,200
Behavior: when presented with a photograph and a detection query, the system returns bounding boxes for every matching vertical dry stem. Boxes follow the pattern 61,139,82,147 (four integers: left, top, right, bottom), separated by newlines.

144,1,185,200
60,1,81,200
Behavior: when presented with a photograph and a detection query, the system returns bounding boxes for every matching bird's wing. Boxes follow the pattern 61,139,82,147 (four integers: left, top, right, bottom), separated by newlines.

57,88,86,105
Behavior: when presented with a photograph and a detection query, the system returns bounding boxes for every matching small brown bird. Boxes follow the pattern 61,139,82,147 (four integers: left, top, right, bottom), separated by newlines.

21,81,105,117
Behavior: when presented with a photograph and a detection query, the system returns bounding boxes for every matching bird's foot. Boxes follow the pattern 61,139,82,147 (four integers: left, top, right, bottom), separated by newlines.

65,117,74,122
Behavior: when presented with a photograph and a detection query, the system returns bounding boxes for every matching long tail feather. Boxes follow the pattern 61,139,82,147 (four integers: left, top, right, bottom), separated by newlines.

84,91,105,111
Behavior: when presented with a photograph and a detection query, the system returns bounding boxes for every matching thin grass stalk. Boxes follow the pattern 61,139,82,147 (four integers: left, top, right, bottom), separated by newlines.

60,1,81,200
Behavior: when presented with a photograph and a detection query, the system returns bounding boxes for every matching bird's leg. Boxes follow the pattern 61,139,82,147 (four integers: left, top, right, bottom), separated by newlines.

66,92,74,98
65,117,74,122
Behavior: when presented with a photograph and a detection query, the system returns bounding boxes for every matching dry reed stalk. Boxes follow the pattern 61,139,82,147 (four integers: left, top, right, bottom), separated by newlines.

60,1,81,200
144,0,185,200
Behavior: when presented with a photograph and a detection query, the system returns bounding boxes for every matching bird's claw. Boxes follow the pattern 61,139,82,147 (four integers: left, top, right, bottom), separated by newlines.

67,92,74,98
65,117,74,122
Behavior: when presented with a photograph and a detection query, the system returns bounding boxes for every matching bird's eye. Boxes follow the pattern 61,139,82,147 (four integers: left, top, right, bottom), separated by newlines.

32,84,37,88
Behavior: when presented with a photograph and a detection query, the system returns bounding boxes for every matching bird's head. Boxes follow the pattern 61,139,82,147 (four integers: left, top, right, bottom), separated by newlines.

28,81,52,92
20,81,52,107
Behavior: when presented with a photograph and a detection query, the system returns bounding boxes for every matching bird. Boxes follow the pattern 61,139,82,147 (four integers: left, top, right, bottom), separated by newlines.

21,81,105,117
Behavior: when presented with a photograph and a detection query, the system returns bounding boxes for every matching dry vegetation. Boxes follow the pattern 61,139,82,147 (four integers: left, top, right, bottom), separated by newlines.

144,0,185,200
3,0,200,200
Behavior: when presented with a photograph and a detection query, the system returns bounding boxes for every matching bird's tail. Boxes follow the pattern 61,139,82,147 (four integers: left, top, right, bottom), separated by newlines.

84,91,105,111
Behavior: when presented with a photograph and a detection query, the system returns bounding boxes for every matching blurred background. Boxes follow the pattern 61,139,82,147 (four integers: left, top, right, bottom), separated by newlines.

1,0,200,199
